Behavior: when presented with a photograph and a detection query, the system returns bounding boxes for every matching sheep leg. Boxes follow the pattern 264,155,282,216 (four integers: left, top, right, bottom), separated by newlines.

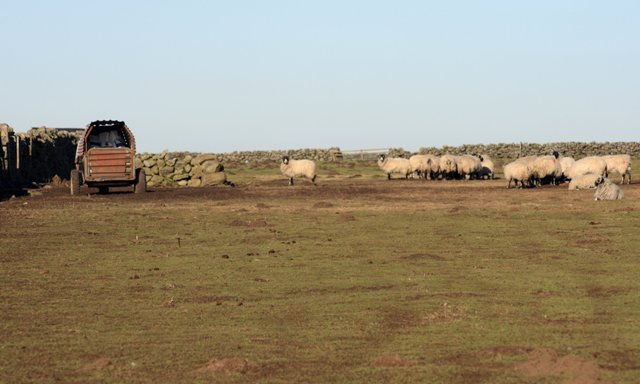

289,177,294,186
387,173,391,180
312,175,317,185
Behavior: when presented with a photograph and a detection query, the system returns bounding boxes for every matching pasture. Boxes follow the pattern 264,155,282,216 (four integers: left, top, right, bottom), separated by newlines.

1,160,639,383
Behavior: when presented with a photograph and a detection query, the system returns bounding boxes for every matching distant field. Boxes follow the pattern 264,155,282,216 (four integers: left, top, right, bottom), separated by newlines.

1,161,639,383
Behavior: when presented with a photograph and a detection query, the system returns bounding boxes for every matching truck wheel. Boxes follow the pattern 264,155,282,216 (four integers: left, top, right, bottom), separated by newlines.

70,169,80,195
98,186,109,194
134,168,147,193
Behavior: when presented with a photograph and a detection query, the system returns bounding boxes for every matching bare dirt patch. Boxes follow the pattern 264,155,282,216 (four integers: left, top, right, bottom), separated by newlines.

76,357,114,373
312,201,334,208
518,348,609,384
336,213,356,222
371,355,415,367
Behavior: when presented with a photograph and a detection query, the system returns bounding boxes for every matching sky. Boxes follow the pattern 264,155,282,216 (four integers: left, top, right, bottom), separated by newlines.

2,1,639,153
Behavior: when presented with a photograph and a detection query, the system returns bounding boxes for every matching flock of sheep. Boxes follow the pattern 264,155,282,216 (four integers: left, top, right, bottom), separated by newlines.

279,152,631,200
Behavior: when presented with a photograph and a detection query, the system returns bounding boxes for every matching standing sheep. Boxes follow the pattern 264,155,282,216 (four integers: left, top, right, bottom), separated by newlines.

456,155,482,180
378,154,412,180
559,157,576,182
280,155,317,186
409,155,429,179
594,177,624,200
565,156,607,180
503,160,533,189
602,155,631,184
532,151,562,186
439,155,458,180
476,154,495,179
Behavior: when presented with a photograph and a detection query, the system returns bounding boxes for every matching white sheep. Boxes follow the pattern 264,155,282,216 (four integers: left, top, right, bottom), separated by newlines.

594,177,624,200
280,155,317,186
378,154,412,180
439,154,458,180
565,156,607,180
503,160,533,188
456,155,482,180
567,173,600,190
602,154,631,184
476,154,495,179
559,157,575,181
532,151,562,186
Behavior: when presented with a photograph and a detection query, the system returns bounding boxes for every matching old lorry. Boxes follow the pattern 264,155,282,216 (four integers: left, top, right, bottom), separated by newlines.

71,120,146,195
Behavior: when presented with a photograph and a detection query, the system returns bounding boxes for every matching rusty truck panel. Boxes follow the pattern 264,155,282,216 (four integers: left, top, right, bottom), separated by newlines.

71,120,146,194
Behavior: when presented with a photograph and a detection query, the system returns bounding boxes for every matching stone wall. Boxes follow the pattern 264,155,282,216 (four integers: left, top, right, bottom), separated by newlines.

137,152,227,187
416,142,640,159
1,124,80,188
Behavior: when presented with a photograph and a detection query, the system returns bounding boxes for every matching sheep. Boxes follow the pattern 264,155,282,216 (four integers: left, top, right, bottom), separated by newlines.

503,160,533,189
531,151,562,186
280,155,317,186
565,156,607,180
377,154,412,180
559,157,575,182
602,155,631,184
476,154,495,179
456,155,482,180
423,154,440,180
567,173,600,190
594,177,624,200
409,154,440,180
439,154,458,180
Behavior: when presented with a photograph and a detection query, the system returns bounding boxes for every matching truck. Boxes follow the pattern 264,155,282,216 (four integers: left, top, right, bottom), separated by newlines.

71,120,146,195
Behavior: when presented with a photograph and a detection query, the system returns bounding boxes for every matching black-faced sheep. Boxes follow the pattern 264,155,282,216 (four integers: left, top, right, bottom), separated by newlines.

378,154,411,180
280,155,317,186
594,177,624,200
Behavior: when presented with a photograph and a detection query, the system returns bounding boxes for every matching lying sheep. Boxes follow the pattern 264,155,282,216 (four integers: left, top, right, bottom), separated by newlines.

456,155,482,180
476,154,495,179
439,154,458,180
532,151,562,186
409,155,439,180
602,154,631,184
504,160,533,188
378,154,412,180
594,177,624,200
565,156,607,180
567,173,600,190
280,155,317,186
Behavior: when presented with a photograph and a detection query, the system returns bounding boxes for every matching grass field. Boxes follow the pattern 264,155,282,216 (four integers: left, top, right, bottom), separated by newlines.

1,160,639,383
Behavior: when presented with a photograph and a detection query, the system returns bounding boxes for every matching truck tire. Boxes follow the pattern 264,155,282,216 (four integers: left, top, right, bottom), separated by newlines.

134,168,147,193
70,169,80,195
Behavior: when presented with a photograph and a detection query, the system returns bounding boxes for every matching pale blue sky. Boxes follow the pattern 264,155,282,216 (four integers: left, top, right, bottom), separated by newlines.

2,1,639,153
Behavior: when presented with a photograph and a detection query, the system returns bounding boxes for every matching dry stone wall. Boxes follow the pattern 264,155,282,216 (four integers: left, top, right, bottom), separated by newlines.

417,142,640,159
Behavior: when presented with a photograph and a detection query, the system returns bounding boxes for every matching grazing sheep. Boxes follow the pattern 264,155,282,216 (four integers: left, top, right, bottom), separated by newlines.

439,155,458,180
504,160,533,188
602,155,631,184
409,155,439,180
280,155,317,186
594,177,624,200
565,156,607,180
423,154,440,180
477,154,495,179
456,155,482,180
532,151,562,186
567,173,600,190
559,157,576,182
378,154,412,180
